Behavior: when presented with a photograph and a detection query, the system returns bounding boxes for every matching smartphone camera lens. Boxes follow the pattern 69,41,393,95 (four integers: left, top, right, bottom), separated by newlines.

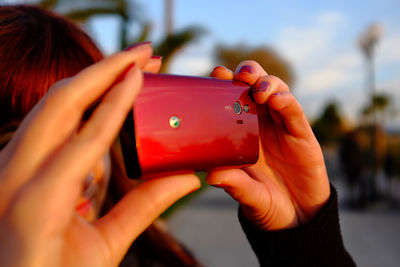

234,101,242,115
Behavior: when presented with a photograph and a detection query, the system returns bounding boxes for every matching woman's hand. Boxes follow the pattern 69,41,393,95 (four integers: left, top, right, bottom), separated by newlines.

207,61,330,230
0,43,200,267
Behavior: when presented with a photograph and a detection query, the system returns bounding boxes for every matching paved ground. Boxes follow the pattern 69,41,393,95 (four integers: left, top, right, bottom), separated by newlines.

168,186,258,267
167,179,400,267
334,178,400,267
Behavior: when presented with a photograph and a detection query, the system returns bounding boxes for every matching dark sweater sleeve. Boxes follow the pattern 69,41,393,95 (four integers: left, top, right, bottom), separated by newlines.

238,185,356,267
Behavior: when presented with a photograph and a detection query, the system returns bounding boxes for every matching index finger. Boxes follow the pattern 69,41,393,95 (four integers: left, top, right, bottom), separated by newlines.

0,44,153,202
7,43,152,155
63,43,153,109
234,60,268,85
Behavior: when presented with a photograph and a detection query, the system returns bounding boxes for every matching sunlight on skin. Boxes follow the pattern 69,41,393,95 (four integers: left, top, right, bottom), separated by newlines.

208,61,330,230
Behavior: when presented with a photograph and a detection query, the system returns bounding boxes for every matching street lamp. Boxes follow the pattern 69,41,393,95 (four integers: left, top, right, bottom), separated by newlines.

164,0,174,36
358,23,384,201
359,23,384,98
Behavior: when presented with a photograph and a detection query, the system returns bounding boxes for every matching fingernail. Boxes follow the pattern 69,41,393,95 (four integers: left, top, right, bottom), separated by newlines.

252,81,270,94
151,55,163,60
238,65,253,74
124,41,152,51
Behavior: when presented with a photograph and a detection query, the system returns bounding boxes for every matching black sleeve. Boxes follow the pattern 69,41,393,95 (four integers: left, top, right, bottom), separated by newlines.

238,185,356,267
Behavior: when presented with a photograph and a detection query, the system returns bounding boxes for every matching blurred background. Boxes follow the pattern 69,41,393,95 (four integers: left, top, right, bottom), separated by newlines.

2,0,400,266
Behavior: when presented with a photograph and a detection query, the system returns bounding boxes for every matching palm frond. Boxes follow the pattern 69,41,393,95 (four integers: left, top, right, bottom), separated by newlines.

154,26,205,73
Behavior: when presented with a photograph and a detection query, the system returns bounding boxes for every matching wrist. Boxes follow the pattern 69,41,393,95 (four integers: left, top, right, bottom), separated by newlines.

238,185,355,266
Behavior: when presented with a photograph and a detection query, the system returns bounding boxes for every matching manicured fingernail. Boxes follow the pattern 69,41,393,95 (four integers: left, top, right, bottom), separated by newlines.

252,81,270,94
124,41,152,51
238,65,253,74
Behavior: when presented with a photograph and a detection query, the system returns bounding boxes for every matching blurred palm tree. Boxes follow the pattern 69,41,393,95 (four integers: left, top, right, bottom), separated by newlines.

154,0,205,73
39,0,140,49
38,0,204,73
312,102,346,146
214,44,294,87
361,93,395,125
154,26,205,73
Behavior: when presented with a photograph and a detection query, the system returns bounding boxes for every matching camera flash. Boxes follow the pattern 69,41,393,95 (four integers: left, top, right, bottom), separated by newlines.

169,116,181,128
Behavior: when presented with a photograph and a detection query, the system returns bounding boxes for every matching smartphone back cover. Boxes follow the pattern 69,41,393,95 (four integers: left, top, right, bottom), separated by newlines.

126,73,259,177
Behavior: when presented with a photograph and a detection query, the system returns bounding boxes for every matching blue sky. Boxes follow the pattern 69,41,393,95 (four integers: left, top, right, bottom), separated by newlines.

89,0,400,126
11,0,394,126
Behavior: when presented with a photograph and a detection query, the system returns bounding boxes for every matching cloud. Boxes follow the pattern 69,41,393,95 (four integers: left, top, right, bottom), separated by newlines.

170,55,213,75
165,10,400,123
169,42,214,75
377,32,400,65
274,11,347,70
299,52,362,92
381,77,400,92
316,12,347,25
273,11,367,97
272,11,372,121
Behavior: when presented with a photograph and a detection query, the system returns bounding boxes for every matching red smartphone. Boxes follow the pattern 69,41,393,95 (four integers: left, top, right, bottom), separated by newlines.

120,73,259,178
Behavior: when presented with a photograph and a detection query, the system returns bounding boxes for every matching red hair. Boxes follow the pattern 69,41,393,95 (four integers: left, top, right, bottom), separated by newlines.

0,5,104,126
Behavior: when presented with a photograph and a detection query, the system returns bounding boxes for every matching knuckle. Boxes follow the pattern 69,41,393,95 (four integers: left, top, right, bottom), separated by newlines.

40,90,81,126
267,75,281,84
268,75,289,91
42,79,77,110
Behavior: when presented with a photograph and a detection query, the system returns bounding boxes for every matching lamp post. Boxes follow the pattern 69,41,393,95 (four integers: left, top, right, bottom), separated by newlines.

359,23,384,102
358,23,384,201
164,0,174,36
